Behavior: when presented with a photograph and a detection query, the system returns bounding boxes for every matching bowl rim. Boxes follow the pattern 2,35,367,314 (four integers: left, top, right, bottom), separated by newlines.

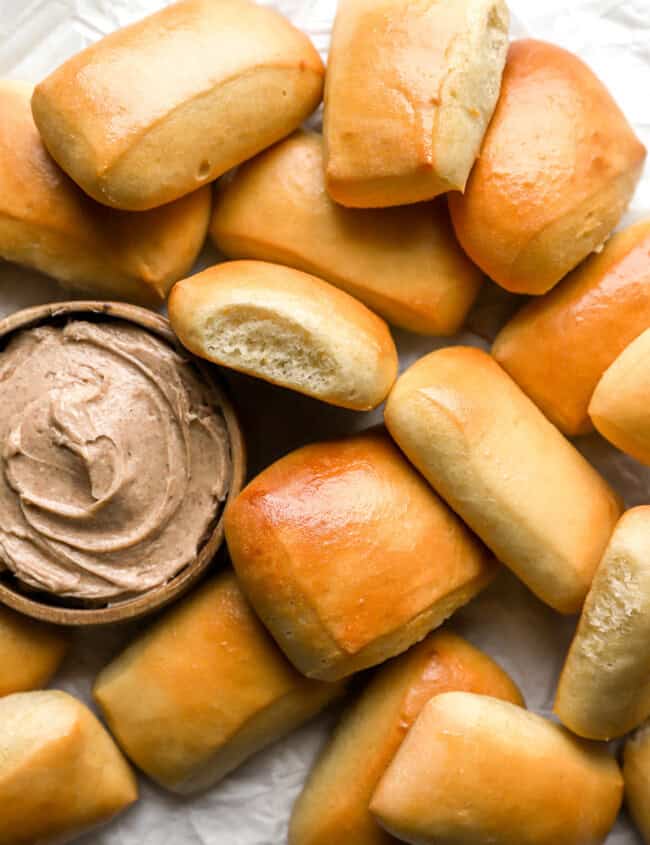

0,300,246,626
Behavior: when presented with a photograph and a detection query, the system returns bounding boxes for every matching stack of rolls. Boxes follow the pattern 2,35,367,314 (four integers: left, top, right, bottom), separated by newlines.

2,0,650,844
0,79,211,305
288,631,525,845
94,572,345,794
493,219,650,435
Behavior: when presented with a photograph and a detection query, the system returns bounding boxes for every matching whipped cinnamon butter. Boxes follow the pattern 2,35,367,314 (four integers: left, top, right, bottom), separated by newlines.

0,320,231,602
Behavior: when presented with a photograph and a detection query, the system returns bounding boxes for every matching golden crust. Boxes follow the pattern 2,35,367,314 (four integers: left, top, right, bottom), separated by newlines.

32,0,324,210
449,39,645,295
211,131,483,335
289,630,523,845
493,219,650,436
589,328,650,463
94,571,343,793
0,606,68,697
324,0,509,207
384,347,622,613
0,80,210,304
625,724,650,844
0,690,137,845
371,692,623,845
225,429,496,681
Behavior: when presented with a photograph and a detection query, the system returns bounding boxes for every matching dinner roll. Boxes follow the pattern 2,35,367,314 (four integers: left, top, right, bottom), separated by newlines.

289,630,523,845
211,131,483,335
384,347,622,613
225,429,496,681
32,0,324,210
589,329,650,463
449,40,645,295
493,219,650,436
370,692,623,845
324,0,509,208
94,572,344,794
0,690,137,844
624,723,650,844
554,508,650,740
0,606,68,697
0,80,210,305
168,261,398,411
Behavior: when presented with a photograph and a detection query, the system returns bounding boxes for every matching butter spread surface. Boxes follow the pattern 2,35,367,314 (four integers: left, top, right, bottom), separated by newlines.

0,320,230,601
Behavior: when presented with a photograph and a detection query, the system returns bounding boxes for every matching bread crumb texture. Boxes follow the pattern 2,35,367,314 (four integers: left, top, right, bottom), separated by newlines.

579,557,642,665
202,305,338,396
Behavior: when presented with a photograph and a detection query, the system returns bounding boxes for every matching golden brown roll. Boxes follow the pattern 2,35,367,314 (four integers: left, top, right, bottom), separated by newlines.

94,571,344,794
323,0,509,208
370,692,623,845
168,260,399,411
449,39,645,295
0,689,137,845
289,630,523,845
589,329,650,463
225,429,496,681
493,219,650,436
624,723,650,844
384,347,622,613
0,79,210,305
0,606,68,697
32,0,324,210
211,131,483,335
554,508,650,741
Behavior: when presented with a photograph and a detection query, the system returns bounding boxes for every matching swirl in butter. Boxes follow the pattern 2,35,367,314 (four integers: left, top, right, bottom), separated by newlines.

0,320,231,602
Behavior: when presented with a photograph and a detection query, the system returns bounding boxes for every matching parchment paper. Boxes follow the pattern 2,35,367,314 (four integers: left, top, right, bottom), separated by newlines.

0,1,648,842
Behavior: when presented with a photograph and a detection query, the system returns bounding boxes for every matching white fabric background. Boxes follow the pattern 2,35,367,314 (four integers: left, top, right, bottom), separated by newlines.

0,1,648,842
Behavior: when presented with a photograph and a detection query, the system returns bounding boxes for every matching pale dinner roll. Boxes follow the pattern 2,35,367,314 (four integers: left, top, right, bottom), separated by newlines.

449,39,646,295
384,347,622,614
225,429,496,681
31,0,323,211
324,0,509,208
624,723,650,844
0,690,137,845
289,630,523,845
589,329,650,464
370,692,623,845
0,79,210,305
554,508,650,741
168,261,398,411
94,571,344,794
211,131,484,335
493,219,650,436
0,606,68,697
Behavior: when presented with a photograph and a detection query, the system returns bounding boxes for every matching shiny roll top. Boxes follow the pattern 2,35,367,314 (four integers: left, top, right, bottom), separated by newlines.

0,320,230,601
31,0,324,210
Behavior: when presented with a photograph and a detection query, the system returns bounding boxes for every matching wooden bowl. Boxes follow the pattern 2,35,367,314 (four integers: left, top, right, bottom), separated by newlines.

0,301,246,626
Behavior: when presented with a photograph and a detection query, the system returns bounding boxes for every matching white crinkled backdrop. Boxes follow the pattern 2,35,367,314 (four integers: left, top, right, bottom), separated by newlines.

0,1,648,842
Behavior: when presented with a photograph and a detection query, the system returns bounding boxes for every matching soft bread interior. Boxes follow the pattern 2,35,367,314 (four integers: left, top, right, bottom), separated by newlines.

434,0,509,190
555,513,650,740
578,556,643,664
200,305,340,398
